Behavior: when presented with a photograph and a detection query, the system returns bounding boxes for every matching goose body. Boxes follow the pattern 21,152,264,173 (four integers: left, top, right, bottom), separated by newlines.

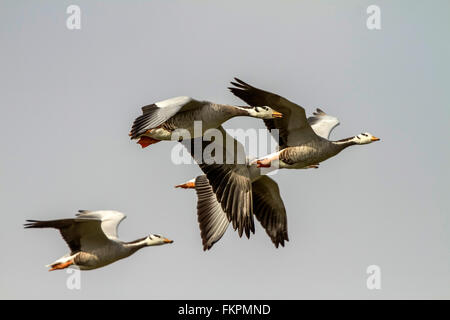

129,96,282,148
229,78,380,169
273,136,347,169
258,132,378,169
25,210,173,271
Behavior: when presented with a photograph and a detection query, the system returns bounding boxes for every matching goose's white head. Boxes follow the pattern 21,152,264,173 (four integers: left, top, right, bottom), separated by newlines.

353,132,380,144
145,234,174,246
247,106,283,119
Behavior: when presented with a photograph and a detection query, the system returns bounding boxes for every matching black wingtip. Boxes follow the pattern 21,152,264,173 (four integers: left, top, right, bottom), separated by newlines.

233,77,246,85
230,81,242,87
230,78,252,90
313,108,326,116
23,220,38,228
231,77,252,88
228,87,243,94
76,210,89,216
273,237,288,249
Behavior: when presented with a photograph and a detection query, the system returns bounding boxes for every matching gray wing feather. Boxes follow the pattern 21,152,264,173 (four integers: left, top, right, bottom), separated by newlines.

181,127,255,238
199,163,254,238
195,175,230,250
229,78,317,148
24,216,111,254
252,176,288,248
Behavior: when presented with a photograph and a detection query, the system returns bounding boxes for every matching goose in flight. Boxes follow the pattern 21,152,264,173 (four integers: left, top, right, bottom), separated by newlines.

175,109,340,250
24,210,173,271
176,126,288,249
229,78,380,169
129,96,282,148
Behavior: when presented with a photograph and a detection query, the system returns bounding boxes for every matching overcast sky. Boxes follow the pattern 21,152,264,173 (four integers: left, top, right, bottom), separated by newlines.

1,0,449,299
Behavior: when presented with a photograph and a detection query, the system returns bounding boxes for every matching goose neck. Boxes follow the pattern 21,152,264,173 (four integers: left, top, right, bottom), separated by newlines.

332,137,357,150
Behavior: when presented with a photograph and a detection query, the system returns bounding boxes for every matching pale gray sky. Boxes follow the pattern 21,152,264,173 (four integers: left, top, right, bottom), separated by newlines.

1,0,449,299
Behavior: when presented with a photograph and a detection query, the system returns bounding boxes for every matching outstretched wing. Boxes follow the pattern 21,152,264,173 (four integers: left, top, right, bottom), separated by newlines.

198,162,254,238
252,176,288,248
24,215,111,254
307,108,340,140
194,175,230,250
181,126,255,238
129,96,205,139
76,210,126,240
229,78,317,148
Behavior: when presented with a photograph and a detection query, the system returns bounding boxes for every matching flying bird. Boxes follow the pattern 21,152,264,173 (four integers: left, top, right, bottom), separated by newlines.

129,96,282,148
176,126,289,249
229,78,380,169
24,210,173,271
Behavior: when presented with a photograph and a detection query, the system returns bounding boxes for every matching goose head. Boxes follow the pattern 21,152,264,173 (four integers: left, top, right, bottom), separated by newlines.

246,106,283,119
353,132,380,145
145,234,174,246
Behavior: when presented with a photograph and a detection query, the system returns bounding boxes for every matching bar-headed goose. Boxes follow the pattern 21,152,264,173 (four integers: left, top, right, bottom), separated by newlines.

129,96,282,148
229,78,380,169
176,126,288,250
24,210,173,271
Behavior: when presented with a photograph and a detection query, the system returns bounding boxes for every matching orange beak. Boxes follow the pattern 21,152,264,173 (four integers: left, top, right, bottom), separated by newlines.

272,111,283,118
371,136,380,141
164,238,174,244
175,181,195,189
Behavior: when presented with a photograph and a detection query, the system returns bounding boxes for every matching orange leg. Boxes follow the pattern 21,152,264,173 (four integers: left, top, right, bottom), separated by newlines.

49,260,74,272
137,136,161,148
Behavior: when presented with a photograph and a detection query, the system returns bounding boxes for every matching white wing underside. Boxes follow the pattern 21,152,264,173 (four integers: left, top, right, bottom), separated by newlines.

307,108,340,140
76,210,126,240
130,96,206,138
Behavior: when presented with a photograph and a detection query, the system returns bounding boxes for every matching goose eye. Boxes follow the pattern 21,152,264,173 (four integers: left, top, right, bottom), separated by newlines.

361,133,368,137
154,234,161,238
